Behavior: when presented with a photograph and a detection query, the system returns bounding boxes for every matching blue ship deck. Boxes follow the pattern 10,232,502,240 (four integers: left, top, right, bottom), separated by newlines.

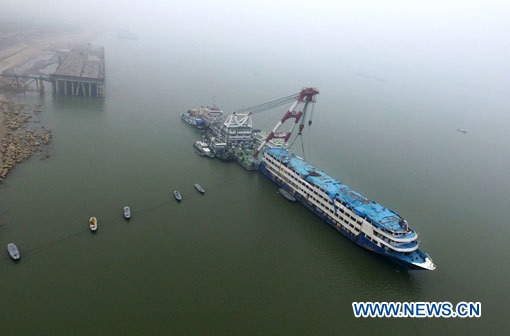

266,148,408,233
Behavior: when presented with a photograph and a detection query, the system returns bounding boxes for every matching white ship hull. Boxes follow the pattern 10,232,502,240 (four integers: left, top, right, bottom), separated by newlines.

260,149,435,270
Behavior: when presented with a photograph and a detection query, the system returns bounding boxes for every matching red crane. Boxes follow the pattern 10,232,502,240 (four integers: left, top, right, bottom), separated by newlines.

253,87,319,157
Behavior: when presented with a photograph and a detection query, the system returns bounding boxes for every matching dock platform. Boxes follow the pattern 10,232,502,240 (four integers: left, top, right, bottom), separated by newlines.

51,45,104,97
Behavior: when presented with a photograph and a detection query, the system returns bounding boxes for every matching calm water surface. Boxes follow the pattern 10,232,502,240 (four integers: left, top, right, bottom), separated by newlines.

0,33,508,335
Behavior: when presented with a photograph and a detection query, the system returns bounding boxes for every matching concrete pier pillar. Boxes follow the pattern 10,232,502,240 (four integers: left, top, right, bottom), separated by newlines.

64,80,67,95
71,81,74,96
97,83,104,98
88,83,91,97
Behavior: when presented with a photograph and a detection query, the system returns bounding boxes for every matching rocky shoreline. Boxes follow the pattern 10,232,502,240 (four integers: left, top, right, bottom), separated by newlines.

0,95,52,182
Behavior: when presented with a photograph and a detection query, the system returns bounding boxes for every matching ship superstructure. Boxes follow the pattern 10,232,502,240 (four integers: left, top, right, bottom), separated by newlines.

220,112,253,147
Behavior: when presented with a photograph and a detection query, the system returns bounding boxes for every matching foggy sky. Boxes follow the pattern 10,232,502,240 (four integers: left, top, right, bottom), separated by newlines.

2,0,510,198
3,1,509,72
2,0,509,100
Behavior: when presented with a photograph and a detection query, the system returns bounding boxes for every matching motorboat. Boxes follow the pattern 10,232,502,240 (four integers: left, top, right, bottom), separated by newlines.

278,188,297,202
195,184,205,194
89,217,98,232
174,190,182,201
7,243,20,261
123,206,131,220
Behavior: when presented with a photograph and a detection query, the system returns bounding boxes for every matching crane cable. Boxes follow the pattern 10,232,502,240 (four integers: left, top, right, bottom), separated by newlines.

243,97,297,114
233,93,299,114
288,132,299,150
300,134,306,161
307,98,317,160
286,99,318,160
234,93,298,111
287,133,306,160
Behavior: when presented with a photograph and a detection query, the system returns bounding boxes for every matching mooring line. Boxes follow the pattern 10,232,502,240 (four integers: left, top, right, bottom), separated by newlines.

23,200,170,255
18,166,257,256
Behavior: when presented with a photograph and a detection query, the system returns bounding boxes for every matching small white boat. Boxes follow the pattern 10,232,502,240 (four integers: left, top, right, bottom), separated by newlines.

278,188,297,202
195,184,205,194
89,217,98,232
123,206,131,220
7,243,20,261
174,190,182,201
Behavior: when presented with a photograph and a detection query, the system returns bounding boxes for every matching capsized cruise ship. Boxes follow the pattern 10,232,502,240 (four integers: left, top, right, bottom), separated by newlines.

260,148,435,270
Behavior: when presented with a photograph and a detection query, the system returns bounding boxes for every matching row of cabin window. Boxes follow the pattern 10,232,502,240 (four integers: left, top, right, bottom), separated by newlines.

268,158,363,225
266,163,296,189
267,160,303,193
266,162,329,212
335,210,360,231
335,213,360,232
375,231,416,248
365,230,405,251
304,187,360,231
267,162,361,234
363,232,382,247
326,214,352,233
287,170,361,224
285,162,409,237
374,231,398,246
378,228,406,242
324,209,360,234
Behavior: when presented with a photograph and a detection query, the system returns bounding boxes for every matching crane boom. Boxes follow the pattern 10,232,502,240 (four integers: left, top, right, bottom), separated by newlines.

253,87,319,157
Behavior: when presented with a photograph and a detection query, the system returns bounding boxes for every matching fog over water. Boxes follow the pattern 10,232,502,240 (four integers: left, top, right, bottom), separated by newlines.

4,1,510,100
1,1,509,334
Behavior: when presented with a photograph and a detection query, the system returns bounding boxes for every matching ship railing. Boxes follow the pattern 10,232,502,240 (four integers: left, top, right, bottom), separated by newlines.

373,226,417,243
374,234,419,252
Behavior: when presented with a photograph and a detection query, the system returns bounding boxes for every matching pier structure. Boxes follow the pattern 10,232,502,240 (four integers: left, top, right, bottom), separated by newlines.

51,45,104,98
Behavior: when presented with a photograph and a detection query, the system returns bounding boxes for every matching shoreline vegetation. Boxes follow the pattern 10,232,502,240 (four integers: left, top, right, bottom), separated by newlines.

0,23,96,183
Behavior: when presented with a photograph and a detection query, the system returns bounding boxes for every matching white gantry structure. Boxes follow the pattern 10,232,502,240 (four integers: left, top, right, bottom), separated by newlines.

220,112,253,147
